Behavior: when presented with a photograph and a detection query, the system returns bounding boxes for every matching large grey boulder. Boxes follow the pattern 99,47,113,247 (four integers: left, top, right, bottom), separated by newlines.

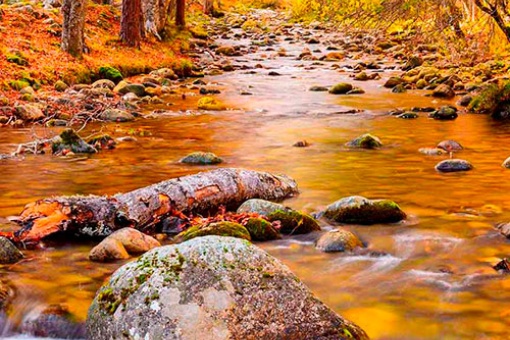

87,236,367,340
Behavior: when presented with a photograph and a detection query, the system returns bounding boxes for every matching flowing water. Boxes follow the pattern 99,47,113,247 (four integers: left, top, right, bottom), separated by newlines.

1,10,510,339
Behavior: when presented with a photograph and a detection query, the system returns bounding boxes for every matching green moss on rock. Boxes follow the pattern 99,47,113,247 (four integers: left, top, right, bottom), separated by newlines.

329,83,353,94
267,210,321,235
346,133,382,149
197,96,227,110
176,221,251,242
244,218,281,241
98,66,123,83
179,152,223,165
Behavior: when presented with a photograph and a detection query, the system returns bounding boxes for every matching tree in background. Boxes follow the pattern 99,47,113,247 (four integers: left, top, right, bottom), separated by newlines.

473,0,510,42
121,0,143,47
204,0,214,15
176,0,185,27
61,0,86,57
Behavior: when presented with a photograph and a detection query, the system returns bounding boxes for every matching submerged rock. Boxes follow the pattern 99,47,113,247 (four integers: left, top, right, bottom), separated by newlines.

237,199,285,216
0,237,23,264
429,106,458,120
52,129,97,155
267,209,321,234
176,222,251,242
323,196,406,225
21,304,86,339
329,83,353,94
87,236,368,339
89,238,130,262
346,133,383,149
180,152,223,165
315,229,363,253
435,159,473,172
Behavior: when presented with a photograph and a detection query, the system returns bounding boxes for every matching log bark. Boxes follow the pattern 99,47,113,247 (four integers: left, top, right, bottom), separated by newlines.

120,0,143,47
7,169,298,245
61,0,86,57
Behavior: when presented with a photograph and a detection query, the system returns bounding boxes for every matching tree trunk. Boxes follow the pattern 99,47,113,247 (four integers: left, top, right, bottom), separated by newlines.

474,0,510,42
204,0,213,15
141,0,173,39
6,169,298,245
120,0,143,47
61,0,86,57
176,0,185,27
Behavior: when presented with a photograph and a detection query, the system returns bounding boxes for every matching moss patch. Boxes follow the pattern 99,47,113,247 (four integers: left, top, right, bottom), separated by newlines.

267,210,321,235
176,222,252,242
244,218,281,241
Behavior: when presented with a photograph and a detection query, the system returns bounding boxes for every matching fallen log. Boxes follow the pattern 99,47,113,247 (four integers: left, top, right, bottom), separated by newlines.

4,168,298,246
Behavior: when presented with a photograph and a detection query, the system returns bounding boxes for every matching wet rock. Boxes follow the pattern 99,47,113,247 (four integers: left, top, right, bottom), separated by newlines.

98,66,123,83
346,133,383,149
392,84,407,93
100,109,135,122
114,81,146,97
347,87,365,94
384,77,403,88
176,221,251,242
89,238,130,262
150,68,177,80
180,152,223,165
435,159,473,172
493,258,510,273
107,228,161,254
429,106,458,120
293,140,310,147
354,72,369,81
244,218,280,241
92,79,116,90
329,83,353,94
419,148,447,156
458,95,472,107
397,112,418,119
432,84,455,98
87,134,116,150
199,87,221,95
0,237,23,264
315,229,363,253
216,45,237,56
197,96,227,110
237,199,285,216
309,85,328,92
87,236,367,340
402,56,423,71
15,104,45,121
267,210,321,235
437,140,463,152
416,79,428,89
21,304,86,339
323,196,406,225
54,80,68,92
503,156,510,168
52,129,97,154
495,222,510,238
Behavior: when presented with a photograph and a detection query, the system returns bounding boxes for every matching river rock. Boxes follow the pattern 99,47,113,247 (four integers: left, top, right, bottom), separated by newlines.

216,45,237,56
323,196,406,225
15,104,45,121
54,80,68,92
419,147,447,156
429,106,458,120
89,238,130,262
397,112,419,119
100,109,135,122
309,85,329,92
435,159,473,172
237,199,285,216
267,209,321,234
391,84,407,93
502,156,510,168
176,222,251,243
329,83,353,94
109,228,161,254
92,79,116,90
346,133,383,149
384,77,403,88
437,140,463,152
87,236,368,339
52,129,97,154
315,229,363,253
244,218,280,241
21,304,86,339
180,152,223,165
0,237,23,264
432,84,455,98
495,222,510,238
114,81,146,97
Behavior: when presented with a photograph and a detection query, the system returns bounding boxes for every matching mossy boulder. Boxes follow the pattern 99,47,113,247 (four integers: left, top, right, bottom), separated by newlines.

0,237,23,264
323,196,406,225
435,159,473,172
391,84,407,93
51,129,97,154
6,51,28,66
346,133,382,149
179,152,223,165
54,81,68,92
114,82,146,97
329,83,353,95
9,79,30,91
267,210,321,235
237,199,285,216
384,77,403,88
315,229,363,253
429,106,458,120
468,81,510,119
98,66,123,83
87,236,368,339
244,218,281,241
354,72,369,81
197,96,227,110
176,222,251,242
